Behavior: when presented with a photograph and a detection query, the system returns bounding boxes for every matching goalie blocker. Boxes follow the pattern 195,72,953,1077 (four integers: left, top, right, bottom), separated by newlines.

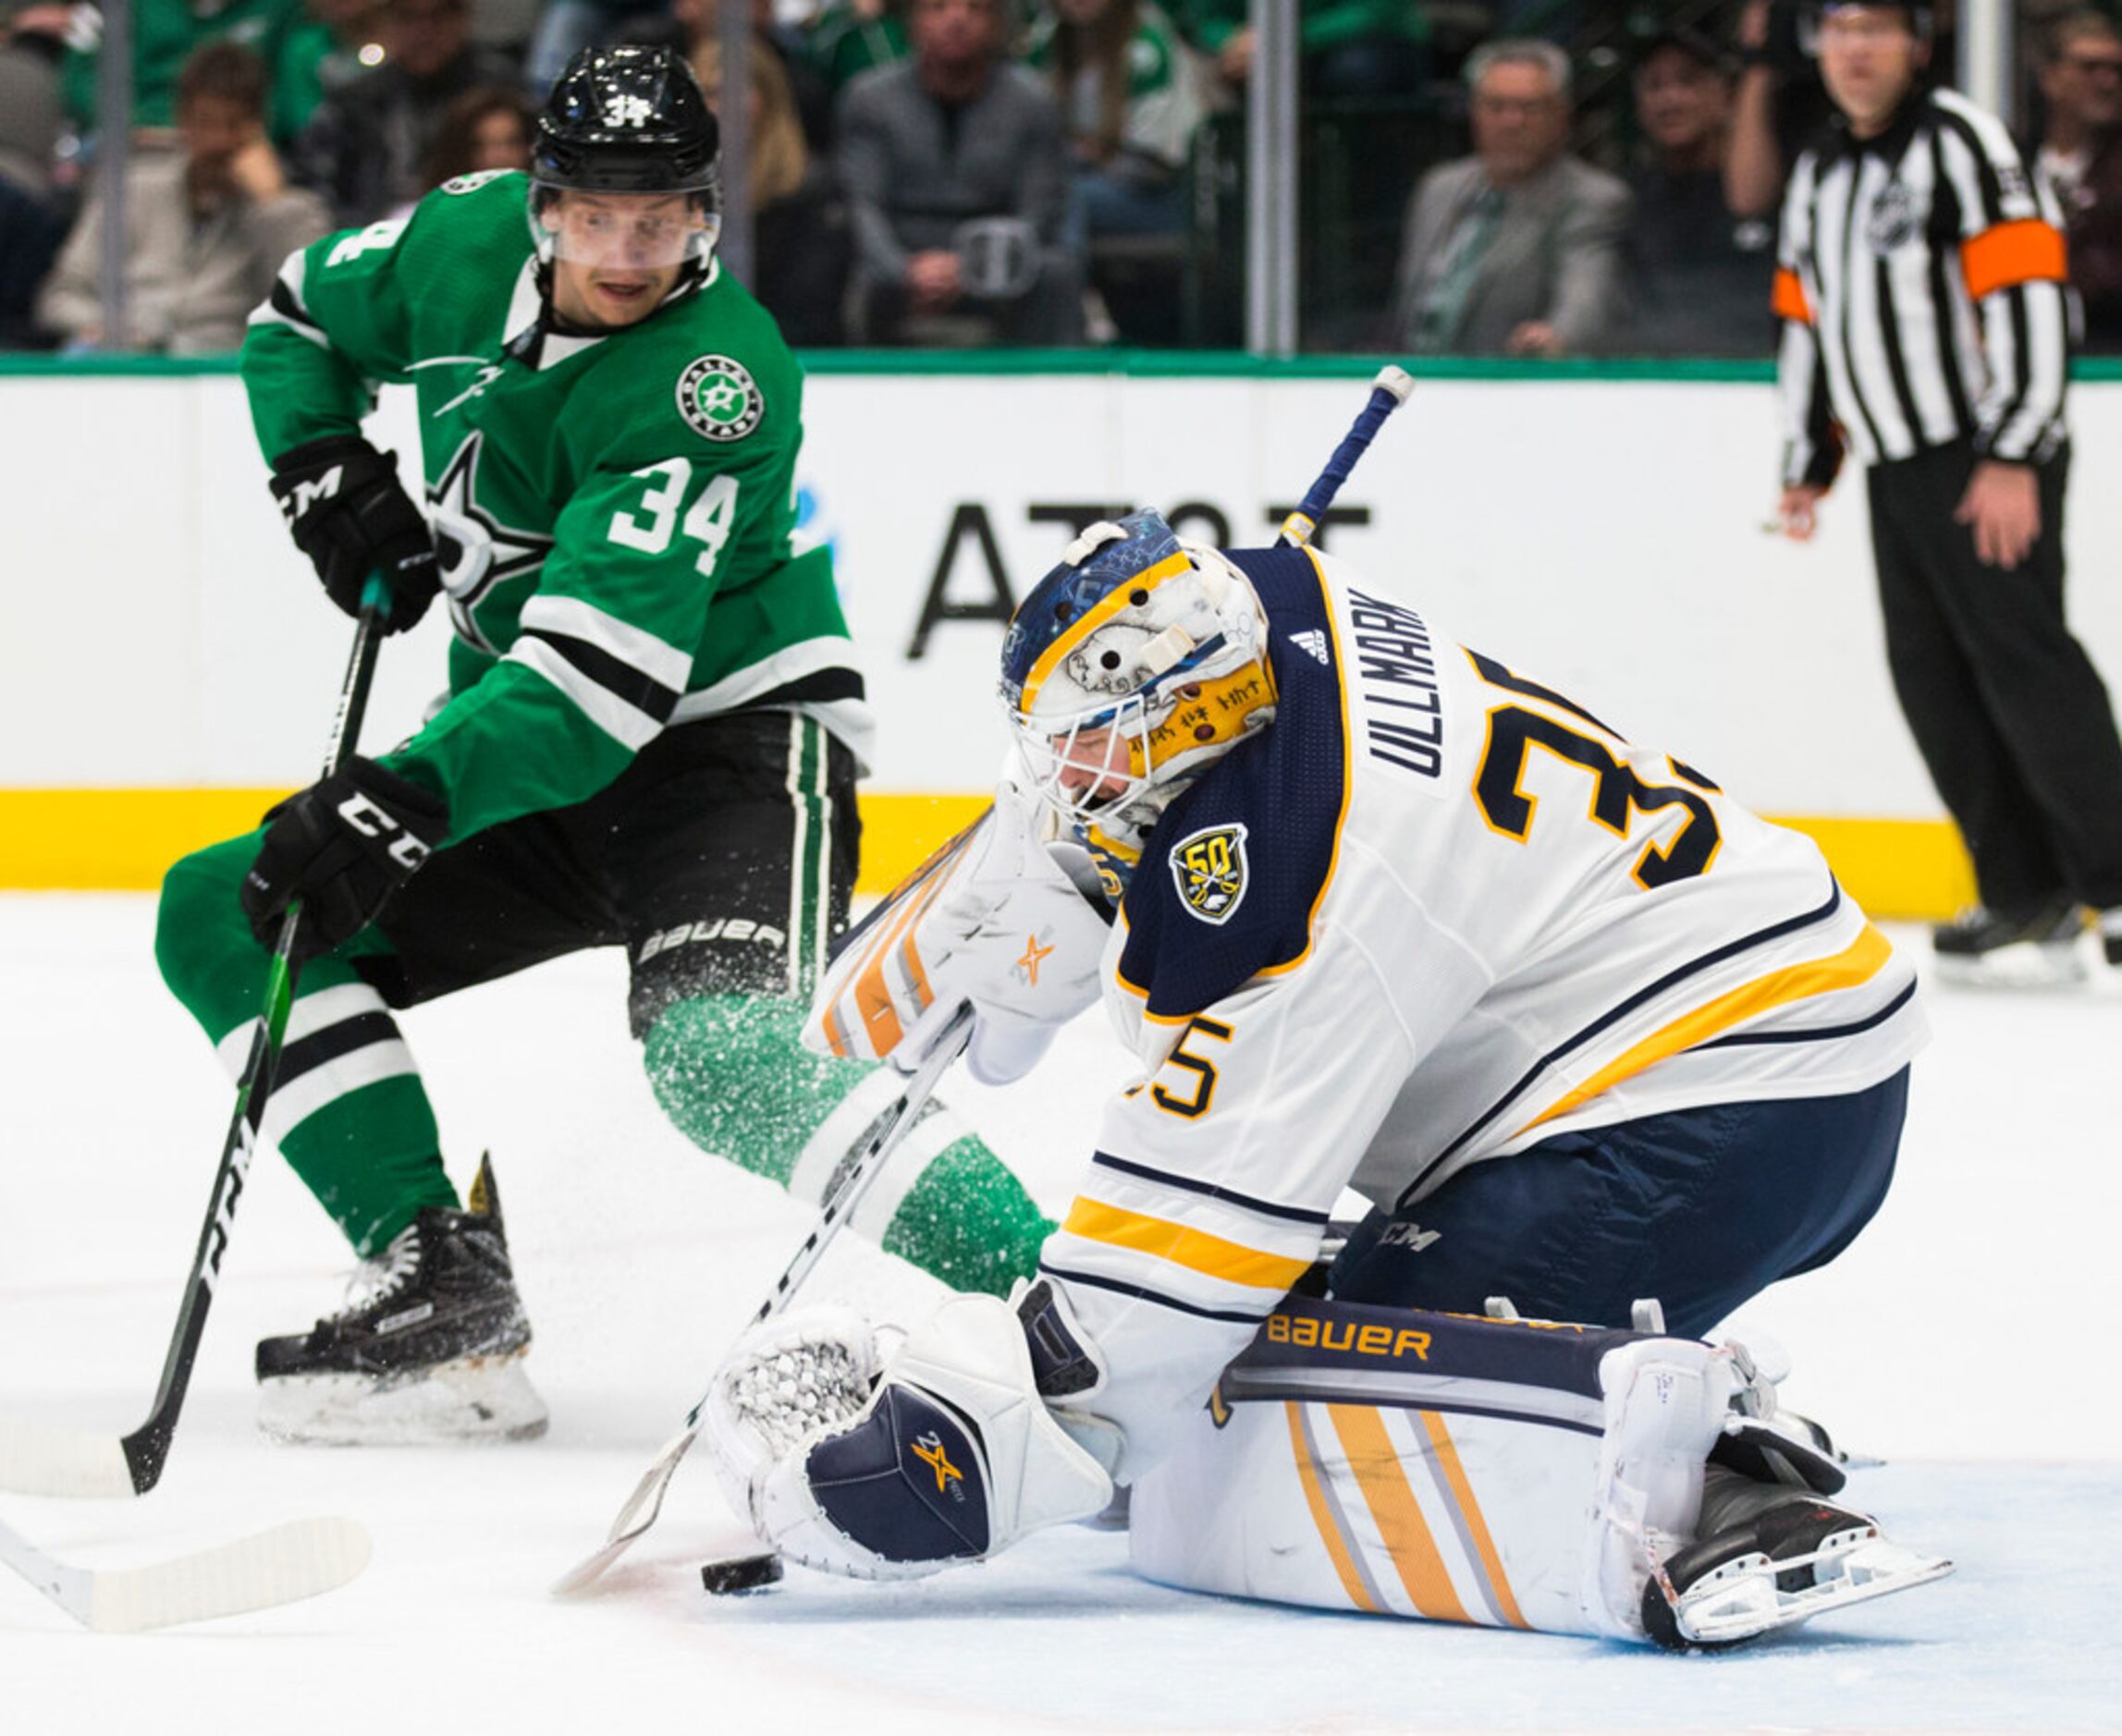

710,1289,1948,1647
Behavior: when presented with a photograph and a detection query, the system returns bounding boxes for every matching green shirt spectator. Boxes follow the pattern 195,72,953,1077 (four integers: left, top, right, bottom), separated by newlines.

63,0,305,132
806,0,907,92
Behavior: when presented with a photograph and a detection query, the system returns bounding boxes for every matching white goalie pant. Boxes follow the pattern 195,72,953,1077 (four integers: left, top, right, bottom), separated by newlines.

1126,1297,1744,1642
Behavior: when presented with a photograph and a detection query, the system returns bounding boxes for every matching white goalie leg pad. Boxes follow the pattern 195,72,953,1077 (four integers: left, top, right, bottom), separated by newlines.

1127,1297,1739,1641
715,1293,1113,1581
805,780,1110,1085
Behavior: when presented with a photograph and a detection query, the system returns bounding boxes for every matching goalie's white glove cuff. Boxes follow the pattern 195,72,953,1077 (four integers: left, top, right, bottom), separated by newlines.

808,781,1110,1082
746,1293,1115,1581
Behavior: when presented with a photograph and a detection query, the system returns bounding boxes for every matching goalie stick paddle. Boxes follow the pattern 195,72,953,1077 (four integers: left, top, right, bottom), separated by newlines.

0,1510,372,1632
552,1005,977,1596
0,579,394,1500
1277,364,1415,550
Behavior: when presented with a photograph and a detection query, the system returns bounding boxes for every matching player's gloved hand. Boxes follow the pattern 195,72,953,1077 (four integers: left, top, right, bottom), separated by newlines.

706,1292,1113,1582
241,756,449,959
268,434,440,634
807,781,1110,1086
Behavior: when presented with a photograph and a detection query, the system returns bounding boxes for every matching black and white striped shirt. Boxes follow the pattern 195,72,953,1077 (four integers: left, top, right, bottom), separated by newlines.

1776,87,2072,487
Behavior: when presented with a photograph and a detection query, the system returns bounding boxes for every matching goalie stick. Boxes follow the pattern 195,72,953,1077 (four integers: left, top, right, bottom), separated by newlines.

552,1005,976,1595
0,579,394,1500
0,1510,371,1632
1277,364,1415,549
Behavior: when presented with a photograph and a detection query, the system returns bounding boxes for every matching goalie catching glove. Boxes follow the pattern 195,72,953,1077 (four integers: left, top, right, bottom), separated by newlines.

242,757,449,959
269,434,441,634
706,1289,1114,1581
807,784,1110,1086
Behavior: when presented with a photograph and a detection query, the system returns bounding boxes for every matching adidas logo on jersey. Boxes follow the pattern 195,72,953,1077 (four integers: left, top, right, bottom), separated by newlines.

1289,630,1331,665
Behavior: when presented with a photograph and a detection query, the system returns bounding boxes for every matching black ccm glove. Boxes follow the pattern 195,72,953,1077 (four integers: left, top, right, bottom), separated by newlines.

242,758,449,959
268,435,440,634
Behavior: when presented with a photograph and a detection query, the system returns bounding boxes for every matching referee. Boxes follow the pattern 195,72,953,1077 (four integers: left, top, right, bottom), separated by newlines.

1772,1,2122,984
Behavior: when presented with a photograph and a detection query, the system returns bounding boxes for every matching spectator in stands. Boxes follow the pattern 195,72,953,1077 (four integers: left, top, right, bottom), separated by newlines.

420,81,532,187
1,3,74,347
63,0,308,139
837,0,1084,345
2037,9,2122,352
808,0,908,94
271,0,387,145
1613,26,1776,356
694,33,851,345
1182,0,1428,101
37,41,330,352
1388,37,1628,357
1030,0,1204,244
289,0,519,225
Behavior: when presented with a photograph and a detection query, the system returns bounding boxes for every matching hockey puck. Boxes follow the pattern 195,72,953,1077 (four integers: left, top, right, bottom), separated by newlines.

701,1552,782,1595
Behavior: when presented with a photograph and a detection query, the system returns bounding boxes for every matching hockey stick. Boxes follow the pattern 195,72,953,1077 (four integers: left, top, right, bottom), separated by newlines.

0,1510,372,1632
552,1003,977,1595
1277,364,1415,549
0,579,394,1499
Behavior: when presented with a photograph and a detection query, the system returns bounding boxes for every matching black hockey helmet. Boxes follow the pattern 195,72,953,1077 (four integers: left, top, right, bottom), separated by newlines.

532,44,720,199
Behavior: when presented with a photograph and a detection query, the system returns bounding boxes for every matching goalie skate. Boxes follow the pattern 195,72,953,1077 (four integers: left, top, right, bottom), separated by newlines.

1642,1497,1953,1649
255,1156,547,1445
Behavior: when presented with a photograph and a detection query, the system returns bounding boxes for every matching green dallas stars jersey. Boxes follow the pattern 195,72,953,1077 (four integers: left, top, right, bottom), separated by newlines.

241,168,869,842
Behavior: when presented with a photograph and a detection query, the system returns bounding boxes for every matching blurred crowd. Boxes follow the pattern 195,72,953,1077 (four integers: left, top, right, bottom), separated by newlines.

4,0,2120,354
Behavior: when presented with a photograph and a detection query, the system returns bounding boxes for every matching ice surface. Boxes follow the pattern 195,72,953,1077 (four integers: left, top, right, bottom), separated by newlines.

1,895,2117,1733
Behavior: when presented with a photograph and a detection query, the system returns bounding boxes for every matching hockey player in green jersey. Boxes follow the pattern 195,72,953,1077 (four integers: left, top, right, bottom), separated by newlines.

153,44,1053,1444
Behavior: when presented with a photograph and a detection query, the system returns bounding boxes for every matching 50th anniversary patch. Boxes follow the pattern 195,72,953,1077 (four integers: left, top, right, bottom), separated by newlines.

678,355,765,442
1169,823,1249,924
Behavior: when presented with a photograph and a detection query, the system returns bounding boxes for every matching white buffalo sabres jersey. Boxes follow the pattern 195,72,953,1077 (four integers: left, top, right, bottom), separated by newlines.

1039,544,1925,1480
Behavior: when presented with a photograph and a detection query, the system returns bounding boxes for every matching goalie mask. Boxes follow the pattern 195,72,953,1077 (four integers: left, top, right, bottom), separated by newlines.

529,45,721,283
1000,511,1277,844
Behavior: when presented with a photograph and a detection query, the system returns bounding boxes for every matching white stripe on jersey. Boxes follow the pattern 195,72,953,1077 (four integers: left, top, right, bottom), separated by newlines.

504,635,664,750
518,594,694,693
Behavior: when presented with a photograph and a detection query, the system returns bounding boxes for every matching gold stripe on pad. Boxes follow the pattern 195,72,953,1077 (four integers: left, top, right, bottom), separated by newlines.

1286,1402,1380,1613
1327,1403,1469,1624
1418,1411,1529,1630
1060,1200,1313,1291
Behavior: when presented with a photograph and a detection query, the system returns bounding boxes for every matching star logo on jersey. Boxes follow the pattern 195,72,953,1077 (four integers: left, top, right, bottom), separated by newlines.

426,433,554,654
677,355,765,443
1169,823,1249,925
1015,933,1054,986
910,1431,964,1496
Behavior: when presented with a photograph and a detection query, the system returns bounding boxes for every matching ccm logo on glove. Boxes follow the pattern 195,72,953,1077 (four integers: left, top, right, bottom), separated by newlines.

242,757,449,958
268,435,441,635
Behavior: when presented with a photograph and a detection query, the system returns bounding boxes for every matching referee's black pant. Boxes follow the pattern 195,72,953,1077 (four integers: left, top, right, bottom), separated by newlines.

1867,439,2122,912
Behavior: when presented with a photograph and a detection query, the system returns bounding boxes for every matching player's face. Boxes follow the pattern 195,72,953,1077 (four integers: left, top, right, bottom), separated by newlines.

1049,722,1136,809
1817,7,1925,134
544,192,705,329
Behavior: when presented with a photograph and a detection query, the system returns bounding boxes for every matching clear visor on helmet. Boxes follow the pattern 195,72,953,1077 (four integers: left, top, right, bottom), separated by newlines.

532,183,719,272
1011,694,1158,827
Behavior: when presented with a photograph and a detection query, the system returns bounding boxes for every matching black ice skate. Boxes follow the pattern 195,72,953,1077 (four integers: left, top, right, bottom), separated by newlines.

1931,896,2084,987
255,1155,547,1445
1641,1489,1952,1650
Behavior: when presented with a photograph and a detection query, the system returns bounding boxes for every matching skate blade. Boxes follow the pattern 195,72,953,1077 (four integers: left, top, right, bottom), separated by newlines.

258,1350,549,1446
1674,1534,1955,1645
1932,940,2086,990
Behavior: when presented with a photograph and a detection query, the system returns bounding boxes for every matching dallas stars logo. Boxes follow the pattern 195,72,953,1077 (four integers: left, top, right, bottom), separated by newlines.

677,354,765,443
426,433,553,653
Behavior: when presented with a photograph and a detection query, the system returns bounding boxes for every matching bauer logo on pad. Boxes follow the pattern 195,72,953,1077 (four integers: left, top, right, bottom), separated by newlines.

1170,824,1249,924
